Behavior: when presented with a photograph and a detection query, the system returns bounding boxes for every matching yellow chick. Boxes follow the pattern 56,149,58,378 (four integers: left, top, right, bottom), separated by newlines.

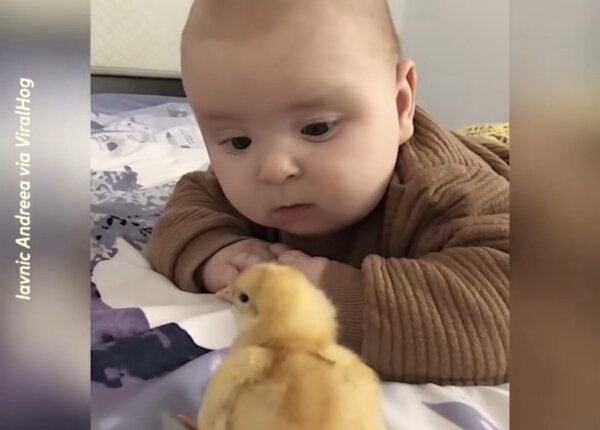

188,262,385,430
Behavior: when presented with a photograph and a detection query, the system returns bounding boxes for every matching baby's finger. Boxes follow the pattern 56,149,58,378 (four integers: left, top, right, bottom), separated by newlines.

230,251,267,271
246,240,280,259
206,263,239,293
277,249,307,265
269,242,291,256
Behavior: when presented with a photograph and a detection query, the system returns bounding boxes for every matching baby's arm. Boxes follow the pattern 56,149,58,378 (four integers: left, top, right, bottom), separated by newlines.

147,170,269,292
322,165,509,385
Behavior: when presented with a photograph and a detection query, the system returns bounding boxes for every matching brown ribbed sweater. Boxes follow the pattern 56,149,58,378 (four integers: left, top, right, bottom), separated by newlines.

148,107,509,385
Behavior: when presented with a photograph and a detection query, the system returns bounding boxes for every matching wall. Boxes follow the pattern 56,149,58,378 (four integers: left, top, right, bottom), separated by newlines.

389,0,509,129
91,0,193,77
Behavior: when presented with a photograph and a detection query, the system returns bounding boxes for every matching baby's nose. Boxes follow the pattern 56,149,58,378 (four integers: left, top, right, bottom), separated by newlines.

258,152,301,184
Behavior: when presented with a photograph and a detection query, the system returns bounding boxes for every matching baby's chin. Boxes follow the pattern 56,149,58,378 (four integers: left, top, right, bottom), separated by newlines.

240,206,364,237
263,217,353,237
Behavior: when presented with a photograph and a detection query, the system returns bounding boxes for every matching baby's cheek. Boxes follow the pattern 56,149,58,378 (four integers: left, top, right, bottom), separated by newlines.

218,174,256,210
315,170,365,214
330,162,388,213
228,187,258,213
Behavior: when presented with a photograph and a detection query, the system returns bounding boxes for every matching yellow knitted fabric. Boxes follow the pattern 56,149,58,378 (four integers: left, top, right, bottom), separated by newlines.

457,123,509,146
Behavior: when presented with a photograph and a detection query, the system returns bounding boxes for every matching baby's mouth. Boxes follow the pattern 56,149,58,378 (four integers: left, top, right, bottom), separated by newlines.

272,204,314,220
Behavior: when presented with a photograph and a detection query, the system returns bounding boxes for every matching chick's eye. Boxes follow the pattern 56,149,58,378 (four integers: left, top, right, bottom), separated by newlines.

224,136,252,150
301,121,334,137
238,292,250,303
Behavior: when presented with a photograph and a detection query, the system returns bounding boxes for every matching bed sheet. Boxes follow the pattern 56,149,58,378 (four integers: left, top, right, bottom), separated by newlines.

90,93,509,430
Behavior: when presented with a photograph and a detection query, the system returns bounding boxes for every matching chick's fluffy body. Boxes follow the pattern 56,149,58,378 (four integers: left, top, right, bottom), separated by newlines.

196,263,384,430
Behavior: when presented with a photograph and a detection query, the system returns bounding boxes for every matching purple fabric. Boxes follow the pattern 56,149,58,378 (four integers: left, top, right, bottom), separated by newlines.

91,349,229,430
90,94,213,425
91,284,149,348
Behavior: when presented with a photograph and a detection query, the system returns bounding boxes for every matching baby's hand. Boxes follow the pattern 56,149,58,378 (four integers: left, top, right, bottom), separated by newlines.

202,238,277,293
270,244,330,288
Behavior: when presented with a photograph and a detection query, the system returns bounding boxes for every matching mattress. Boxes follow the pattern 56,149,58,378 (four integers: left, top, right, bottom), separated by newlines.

90,93,509,430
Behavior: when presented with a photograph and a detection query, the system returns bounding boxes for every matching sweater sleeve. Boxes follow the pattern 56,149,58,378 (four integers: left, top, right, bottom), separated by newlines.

147,170,257,292
321,165,509,385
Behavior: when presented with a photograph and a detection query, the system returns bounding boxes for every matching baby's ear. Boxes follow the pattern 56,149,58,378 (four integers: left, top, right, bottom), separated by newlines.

395,59,417,143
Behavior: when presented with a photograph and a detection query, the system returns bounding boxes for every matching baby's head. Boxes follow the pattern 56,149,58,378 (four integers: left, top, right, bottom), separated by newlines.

182,0,416,236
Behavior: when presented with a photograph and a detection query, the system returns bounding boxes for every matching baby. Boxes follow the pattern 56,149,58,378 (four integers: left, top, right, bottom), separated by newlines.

148,0,509,385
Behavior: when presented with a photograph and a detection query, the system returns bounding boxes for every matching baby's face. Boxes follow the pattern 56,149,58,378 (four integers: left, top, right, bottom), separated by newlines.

183,11,410,235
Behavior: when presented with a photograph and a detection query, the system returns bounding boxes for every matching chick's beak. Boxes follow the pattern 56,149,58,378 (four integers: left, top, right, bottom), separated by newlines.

216,286,233,303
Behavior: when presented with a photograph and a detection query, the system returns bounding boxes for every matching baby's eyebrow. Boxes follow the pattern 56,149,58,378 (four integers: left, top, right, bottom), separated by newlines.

286,86,349,113
196,86,351,121
198,110,238,122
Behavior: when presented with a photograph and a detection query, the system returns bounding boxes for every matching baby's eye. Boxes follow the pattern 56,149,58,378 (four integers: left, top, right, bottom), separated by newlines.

223,136,252,151
301,121,335,138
